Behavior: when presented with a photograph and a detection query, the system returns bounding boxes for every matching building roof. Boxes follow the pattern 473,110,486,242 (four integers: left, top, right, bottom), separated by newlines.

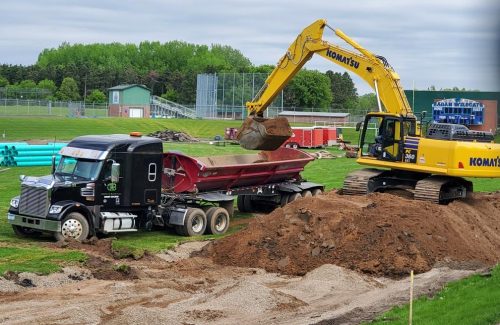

108,84,151,92
279,111,350,118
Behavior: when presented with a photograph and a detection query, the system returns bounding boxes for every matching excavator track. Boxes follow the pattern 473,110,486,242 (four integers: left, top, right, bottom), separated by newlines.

413,177,444,204
414,176,472,204
342,168,384,195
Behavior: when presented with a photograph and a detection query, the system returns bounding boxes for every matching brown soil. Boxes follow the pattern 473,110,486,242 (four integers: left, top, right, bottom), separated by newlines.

202,191,500,277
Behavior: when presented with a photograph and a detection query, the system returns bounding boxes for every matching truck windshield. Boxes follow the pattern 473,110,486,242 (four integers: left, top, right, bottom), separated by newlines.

55,156,103,181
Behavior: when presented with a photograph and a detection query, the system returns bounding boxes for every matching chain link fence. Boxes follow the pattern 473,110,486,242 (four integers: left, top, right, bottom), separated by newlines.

0,98,108,118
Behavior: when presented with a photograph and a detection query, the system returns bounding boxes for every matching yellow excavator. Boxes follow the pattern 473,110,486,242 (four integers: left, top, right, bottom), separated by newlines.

237,19,500,203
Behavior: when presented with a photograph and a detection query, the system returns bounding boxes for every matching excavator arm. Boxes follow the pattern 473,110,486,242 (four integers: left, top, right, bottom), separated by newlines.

237,19,413,150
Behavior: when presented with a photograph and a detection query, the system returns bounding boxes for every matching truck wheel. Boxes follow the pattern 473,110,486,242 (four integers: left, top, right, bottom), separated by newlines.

205,207,230,235
177,208,207,237
312,189,323,196
55,212,90,241
12,225,42,238
219,200,234,217
237,195,253,213
243,195,254,212
280,194,290,207
301,190,313,198
288,192,302,203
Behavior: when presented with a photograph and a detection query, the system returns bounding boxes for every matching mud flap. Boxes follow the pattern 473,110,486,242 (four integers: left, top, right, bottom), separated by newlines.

237,117,292,150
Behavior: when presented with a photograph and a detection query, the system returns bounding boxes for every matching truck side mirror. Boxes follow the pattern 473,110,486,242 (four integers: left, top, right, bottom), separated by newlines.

356,122,362,131
421,111,427,119
111,163,120,183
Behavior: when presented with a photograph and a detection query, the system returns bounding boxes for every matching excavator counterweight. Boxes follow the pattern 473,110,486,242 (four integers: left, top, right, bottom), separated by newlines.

237,116,292,150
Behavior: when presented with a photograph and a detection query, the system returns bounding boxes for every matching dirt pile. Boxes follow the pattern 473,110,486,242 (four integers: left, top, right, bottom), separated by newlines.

147,129,198,142
203,191,500,277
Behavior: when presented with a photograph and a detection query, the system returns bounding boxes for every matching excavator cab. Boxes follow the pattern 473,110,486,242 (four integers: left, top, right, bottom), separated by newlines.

237,116,293,151
359,113,417,162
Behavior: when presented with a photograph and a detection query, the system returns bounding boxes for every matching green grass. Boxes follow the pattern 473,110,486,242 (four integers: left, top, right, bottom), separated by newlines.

0,117,242,141
368,264,500,325
0,246,87,275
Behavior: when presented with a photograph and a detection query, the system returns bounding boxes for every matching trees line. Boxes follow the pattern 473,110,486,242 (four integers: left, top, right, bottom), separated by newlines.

0,41,378,113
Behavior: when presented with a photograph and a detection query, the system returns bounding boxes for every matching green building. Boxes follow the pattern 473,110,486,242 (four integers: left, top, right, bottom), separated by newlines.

108,84,151,118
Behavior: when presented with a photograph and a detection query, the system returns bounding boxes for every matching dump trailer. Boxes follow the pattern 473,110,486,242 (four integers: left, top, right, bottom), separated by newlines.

8,133,323,240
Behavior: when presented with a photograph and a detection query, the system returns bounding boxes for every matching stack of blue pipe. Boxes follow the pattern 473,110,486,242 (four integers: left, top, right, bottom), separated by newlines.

0,142,67,166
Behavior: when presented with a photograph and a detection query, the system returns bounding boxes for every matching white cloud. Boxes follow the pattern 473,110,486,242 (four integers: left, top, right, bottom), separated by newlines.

0,0,498,92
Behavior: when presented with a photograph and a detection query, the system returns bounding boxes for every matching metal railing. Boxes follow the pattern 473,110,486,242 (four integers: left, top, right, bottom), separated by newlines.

150,96,196,119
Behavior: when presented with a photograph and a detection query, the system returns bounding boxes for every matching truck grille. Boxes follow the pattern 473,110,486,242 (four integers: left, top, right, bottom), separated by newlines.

19,185,50,218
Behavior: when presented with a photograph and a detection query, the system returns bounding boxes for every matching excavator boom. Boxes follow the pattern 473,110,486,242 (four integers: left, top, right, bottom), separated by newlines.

237,19,412,150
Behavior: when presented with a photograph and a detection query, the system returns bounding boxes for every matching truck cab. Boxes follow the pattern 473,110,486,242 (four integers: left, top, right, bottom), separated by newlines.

8,134,163,240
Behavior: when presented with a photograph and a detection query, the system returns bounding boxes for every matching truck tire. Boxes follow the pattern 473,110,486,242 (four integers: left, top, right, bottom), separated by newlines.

176,208,207,237
288,192,302,203
219,200,234,217
205,207,230,235
301,190,313,198
312,188,323,196
55,212,90,241
243,195,254,212
237,195,246,213
12,225,42,238
237,195,253,213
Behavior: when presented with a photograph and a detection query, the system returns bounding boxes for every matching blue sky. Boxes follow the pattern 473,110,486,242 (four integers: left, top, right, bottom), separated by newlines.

1,0,499,94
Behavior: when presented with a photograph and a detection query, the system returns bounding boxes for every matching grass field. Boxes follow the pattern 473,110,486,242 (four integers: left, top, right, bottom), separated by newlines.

0,117,499,324
368,265,500,325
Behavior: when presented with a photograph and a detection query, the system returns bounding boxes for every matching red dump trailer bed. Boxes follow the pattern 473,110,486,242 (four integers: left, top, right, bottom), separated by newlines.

163,147,314,193
162,147,323,223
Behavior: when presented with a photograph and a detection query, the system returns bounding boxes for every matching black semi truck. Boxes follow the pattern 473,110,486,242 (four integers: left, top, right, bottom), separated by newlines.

8,133,322,240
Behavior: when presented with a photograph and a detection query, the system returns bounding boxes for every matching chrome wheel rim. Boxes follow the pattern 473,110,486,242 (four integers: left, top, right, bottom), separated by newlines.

61,219,83,239
214,214,227,232
191,215,204,233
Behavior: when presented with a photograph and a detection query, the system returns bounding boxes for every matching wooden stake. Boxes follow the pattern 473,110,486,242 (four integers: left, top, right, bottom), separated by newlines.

409,270,414,325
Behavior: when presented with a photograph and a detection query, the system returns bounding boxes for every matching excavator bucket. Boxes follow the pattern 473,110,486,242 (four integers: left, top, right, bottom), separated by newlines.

237,116,292,150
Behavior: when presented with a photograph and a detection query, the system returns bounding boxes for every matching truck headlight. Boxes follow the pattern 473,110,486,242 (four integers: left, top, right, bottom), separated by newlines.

49,205,63,214
10,197,19,209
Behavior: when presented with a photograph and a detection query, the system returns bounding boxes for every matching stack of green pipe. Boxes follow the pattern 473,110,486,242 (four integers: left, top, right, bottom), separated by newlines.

0,142,67,167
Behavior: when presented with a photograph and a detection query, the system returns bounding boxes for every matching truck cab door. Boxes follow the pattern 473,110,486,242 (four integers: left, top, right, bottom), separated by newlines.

99,158,124,207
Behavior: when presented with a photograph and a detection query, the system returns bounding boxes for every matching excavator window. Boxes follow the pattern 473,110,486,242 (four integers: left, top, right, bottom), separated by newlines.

362,116,401,161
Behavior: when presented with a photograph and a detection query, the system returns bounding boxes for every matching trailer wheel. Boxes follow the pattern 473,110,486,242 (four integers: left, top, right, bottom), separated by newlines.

312,189,323,196
301,190,313,198
288,192,302,203
237,195,253,213
280,194,290,207
205,207,230,235
237,195,247,213
12,225,42,238
55,212,89,241
176,208,207,237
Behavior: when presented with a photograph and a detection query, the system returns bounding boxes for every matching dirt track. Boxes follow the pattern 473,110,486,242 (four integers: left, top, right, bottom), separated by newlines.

0,242,479,325
0,192,498,324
